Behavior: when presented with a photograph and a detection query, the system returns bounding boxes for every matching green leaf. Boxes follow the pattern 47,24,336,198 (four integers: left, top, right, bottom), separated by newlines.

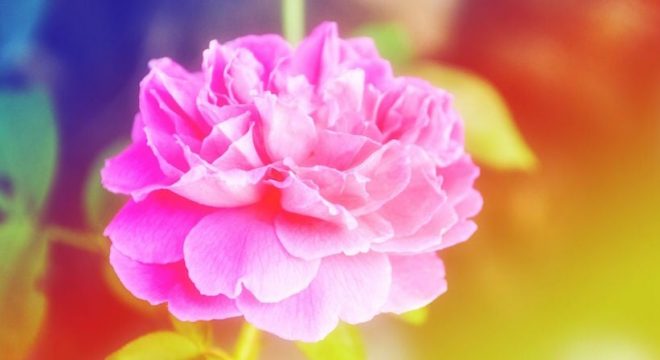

399,306,429,326
84,140,128,231
296,323,365,360
0,216,47,360
353,22,413,68
405,62,538,171
234,323,260,360
107,331,203,360
0,89,57,360
0,89,58,215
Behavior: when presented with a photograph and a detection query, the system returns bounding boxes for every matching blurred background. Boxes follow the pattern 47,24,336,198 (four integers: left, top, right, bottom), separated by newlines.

1,0,659,359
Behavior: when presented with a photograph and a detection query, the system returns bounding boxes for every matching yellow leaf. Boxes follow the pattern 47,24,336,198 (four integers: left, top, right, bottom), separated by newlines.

406,62,538,171
107,331,203,360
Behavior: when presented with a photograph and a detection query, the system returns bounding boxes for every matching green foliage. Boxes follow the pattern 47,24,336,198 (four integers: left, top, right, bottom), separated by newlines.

406,62,538,171
353,22,413,68
297,323,365,360
84,140,128,231
107,331,204,360
0,89,57,359
399,306,429,326
0,89,58,214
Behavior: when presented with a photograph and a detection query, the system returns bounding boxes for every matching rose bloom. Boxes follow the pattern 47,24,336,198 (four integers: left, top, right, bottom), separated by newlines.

102,22,481,342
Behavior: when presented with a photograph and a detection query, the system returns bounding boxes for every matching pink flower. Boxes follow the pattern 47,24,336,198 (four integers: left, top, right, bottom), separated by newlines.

102,22,481,342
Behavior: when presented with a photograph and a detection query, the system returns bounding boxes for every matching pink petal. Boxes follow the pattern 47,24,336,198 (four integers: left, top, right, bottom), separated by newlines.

377,152,445,236
236,252,391,342
101,140,171,196
140,58,207,136
200,110,252,162
169,165,266,207
227,34,292,77
254,93,317,163
109,246,182,304
275,213,393,260
381,253,447,313
372,203,457,254
303,129,379,170
211,123,264,170
431,220,477,251
167,282,241,322
290,22,340,85
184,208,320,302
272,172,357,228
105,191,212,263
224,49,264,103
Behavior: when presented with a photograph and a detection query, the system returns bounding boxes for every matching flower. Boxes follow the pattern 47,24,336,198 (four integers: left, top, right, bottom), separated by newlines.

102,22,481,342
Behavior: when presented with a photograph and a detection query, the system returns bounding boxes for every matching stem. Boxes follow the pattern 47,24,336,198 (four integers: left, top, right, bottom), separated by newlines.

234,323,261,360
282,0,305,44
42,225,104,253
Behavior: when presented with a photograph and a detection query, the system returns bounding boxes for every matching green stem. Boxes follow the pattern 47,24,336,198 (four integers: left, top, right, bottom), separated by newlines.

282,0,305,44
234,323,261,360
42,225,104,253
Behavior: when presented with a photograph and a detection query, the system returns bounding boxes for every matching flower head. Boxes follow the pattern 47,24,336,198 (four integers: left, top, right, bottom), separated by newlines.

102,22,481,341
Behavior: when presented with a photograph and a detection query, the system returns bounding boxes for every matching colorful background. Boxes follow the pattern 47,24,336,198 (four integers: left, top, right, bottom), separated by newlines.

1,0,659,359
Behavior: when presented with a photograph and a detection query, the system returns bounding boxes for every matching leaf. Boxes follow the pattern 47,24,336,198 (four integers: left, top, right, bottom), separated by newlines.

399,307,429,326
353,22,413,68
0,216,47,360
83,139,128,231
405,62,538,171
234,323,260,360
107,331,203,360
296,323,365,360
0,89,58,215
171,316,211,349
0,89,57,360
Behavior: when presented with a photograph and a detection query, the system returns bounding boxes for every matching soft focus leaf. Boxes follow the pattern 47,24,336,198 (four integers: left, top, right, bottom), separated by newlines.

0,89,56,360
406,62,538,170
399,306,429,325
0,0,45,70
353,22,413,68
0,216,47,360
171,316,210,348
107,331,203,360
296,323,365,360
84,140,128,231
0,89,58,214
234,323,260,360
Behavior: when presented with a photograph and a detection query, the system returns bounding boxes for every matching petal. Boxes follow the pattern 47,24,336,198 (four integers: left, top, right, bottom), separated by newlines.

101,140,171,196
377,151,445,236
275,213,393,260
168,282,241,322
169,165,266,207
236,252,391,342
371,203,458,254
224,48,264,103
140,58,207,136
105,191,213,263
109,246,182,304
254,93,317,163
273,172,357,228
303,129,380,170
227,34,292,77
110,247,240,320
290,22,340,85
381,253,447,313
184,208,320,302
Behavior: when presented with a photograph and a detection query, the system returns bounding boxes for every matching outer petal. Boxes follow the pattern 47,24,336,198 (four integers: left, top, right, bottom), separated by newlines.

381,253,447,313
105,191,212,264
168,282,241,322
184,208,320,302
372,203,457,254
109,246,182,304
110,247,240,321
101,140,171,196
237,252,391,342
275,213,393,260
290,22,340,85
